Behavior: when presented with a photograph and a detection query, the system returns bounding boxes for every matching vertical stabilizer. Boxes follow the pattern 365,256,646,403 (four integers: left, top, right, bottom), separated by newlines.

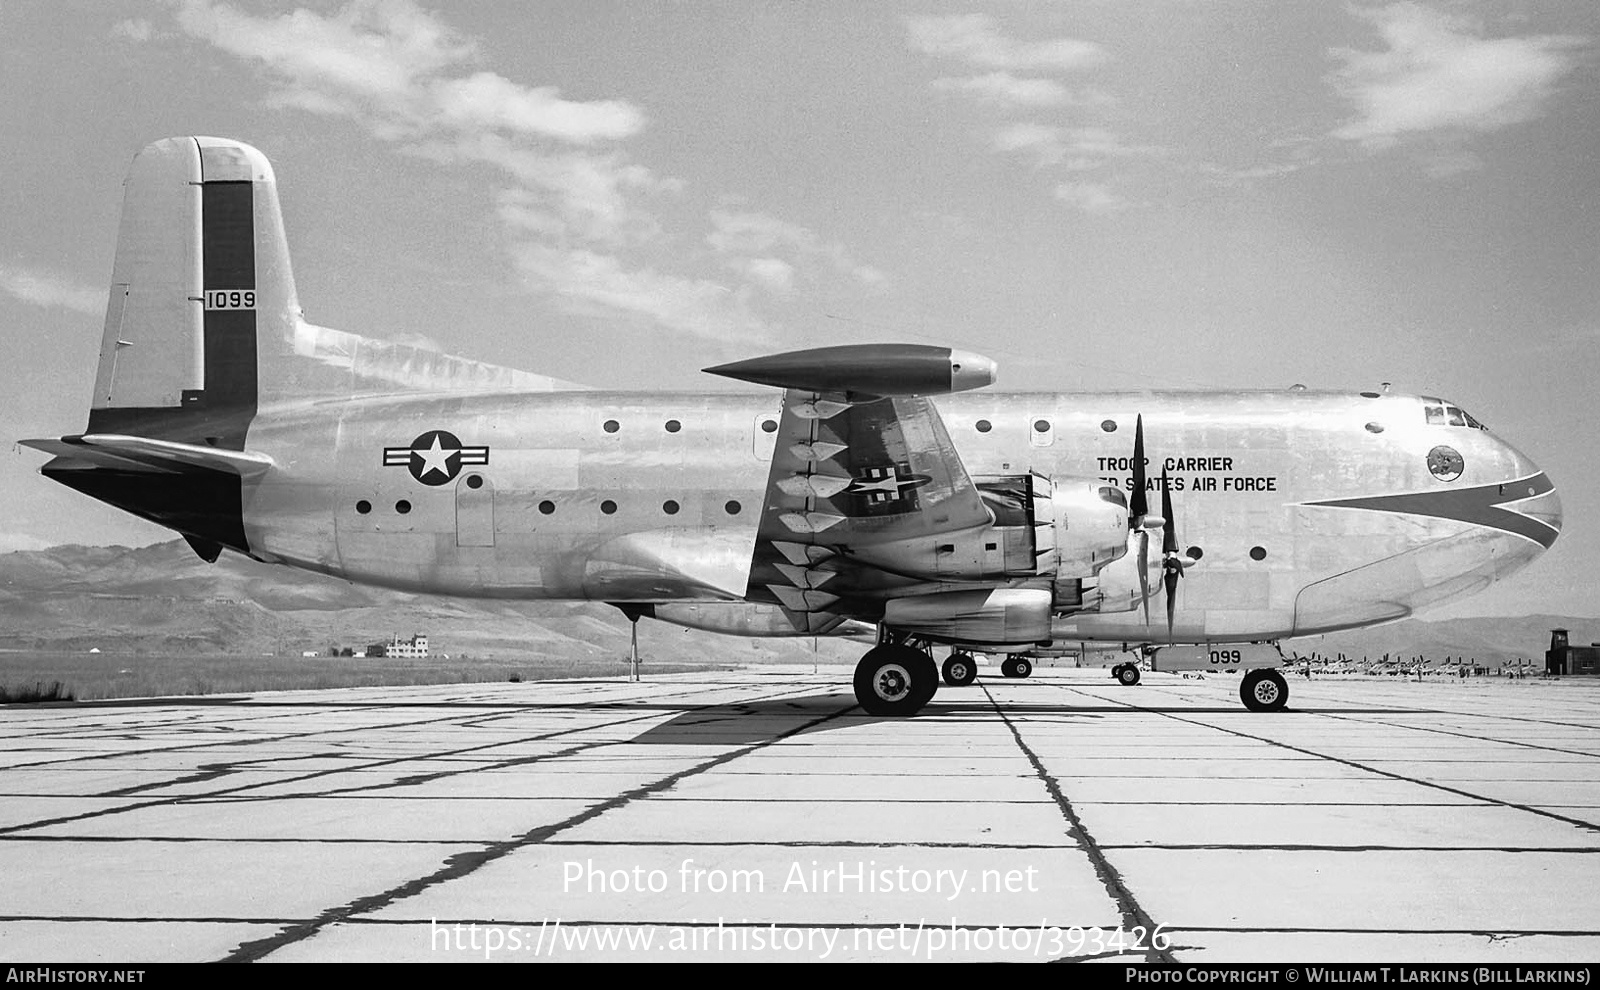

89,136,584,427
89,136,297,450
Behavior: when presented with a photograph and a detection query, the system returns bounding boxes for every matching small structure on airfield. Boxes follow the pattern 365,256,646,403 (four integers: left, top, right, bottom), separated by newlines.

365,634,430,659
1547,629,1600,676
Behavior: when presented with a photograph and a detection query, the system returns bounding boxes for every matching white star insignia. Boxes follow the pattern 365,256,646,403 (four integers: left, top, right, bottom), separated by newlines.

413,435,457,479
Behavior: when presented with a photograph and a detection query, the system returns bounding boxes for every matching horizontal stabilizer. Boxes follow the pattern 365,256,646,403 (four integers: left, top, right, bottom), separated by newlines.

20,435,274,478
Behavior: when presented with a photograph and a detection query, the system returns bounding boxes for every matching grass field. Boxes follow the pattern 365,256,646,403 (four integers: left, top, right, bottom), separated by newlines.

0,650,730,702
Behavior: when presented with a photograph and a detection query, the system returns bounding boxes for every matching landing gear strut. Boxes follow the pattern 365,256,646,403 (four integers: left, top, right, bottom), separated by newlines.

1113,663,1141,686
854,643,938,716
941,652,978,687
1240,668,1289,712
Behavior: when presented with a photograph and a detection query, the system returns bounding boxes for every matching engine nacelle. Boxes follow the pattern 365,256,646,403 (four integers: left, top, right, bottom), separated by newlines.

883,587,1053,644
1075,531,1155,615
1048,479,1131,579
644,602,859,637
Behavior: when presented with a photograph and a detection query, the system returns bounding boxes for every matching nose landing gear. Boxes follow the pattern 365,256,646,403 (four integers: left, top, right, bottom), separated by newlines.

1240,668,1288,712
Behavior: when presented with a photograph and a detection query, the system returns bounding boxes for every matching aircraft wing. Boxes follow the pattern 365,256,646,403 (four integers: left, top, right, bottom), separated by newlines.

707,345,1001,619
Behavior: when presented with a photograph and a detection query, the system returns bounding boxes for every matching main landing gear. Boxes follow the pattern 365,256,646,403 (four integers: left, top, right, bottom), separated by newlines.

1240,668,1289,712
941,652,978,687
1000,656,1033,678
1112,662,1141,686
854,642,939,716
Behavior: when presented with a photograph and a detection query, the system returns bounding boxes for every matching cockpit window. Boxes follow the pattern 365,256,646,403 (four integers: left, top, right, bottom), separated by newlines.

1421,396,1486,430
1098,485,1127,508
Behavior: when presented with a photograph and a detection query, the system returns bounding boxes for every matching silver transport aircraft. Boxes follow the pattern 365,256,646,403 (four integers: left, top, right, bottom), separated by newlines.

23,138,1563,715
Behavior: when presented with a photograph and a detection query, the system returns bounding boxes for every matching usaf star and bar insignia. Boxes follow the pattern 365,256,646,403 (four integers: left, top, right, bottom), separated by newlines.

383,430,489,486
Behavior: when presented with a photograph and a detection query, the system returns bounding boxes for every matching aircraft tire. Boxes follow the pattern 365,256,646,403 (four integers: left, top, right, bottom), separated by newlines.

855,645,937,716
1001,656,1033,679
1240,668,1289,712
1117,664,1141,686
942,653,978,687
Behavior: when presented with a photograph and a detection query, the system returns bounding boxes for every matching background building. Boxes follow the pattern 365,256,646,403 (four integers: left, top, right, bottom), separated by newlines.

366,634,429,659
1547,629,1600,675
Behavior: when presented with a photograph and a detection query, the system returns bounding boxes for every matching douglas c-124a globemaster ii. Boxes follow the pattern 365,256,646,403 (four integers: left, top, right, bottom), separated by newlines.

22,138,1562,715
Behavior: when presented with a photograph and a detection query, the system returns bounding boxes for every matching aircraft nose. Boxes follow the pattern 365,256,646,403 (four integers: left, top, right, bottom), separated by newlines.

1498,439,1561,548
1520,476,1562,541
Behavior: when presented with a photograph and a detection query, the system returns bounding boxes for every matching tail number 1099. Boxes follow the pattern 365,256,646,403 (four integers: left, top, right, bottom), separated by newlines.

204,289,256,310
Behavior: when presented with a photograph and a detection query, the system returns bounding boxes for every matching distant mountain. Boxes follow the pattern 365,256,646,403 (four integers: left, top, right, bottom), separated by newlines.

0,541,1582,666
0,540,857,664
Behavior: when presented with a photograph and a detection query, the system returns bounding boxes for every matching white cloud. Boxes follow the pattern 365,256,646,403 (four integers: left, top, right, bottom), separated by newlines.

111,19,154,42
707,209,883,290
905,13,1155,209
174,0,640,144
1053,181,1130,215
931,72,1074,108
168,1,885,347
511,245,771,344
739,258,796,295
992,123,1160,170
445,138,673,247
992,122,1068,165
0,265,103,315
175,0,473,104
707,209,815,256
1330,3,1585,148
906,14,1108,71
429,72,642,144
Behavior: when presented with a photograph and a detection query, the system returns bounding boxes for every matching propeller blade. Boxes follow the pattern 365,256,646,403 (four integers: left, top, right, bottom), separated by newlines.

1160,466,1182,639
1165,572,1178,639
1137,529,1150,626
1129,414,1148,524
1161,466,1178,556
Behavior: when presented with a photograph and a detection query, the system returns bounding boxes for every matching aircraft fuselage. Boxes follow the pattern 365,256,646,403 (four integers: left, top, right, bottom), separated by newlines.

238,386,1556,643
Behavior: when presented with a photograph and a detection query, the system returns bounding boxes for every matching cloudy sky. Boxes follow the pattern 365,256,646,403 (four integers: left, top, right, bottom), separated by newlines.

2,1,1596,617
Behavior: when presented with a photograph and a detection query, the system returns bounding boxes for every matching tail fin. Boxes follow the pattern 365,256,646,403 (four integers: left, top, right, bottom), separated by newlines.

88,136,582,451
89,136,292,450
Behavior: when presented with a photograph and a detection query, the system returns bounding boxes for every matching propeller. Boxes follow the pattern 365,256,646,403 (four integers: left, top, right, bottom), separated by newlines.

1160,466,1183,639
1128,415,1164,626
1125,414,1194,636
